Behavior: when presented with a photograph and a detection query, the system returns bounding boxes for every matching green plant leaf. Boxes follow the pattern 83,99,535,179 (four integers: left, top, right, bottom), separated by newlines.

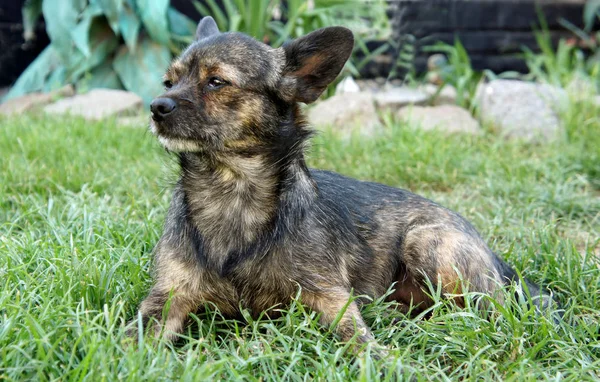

96,0,124,34
584,0,600,31
167,7,196,37
22,0,43,41
43,67,68,92
77,61,123,91
3,46,62,100
69,18,120,81
42,0,85,62
71,3,104,58
193,0,228,31
118,0,141,51
113,37,171,105
135,0,170,45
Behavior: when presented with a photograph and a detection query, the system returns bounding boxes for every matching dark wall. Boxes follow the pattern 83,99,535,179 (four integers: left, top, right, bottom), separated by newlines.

0,0,49,87
390,0,591,74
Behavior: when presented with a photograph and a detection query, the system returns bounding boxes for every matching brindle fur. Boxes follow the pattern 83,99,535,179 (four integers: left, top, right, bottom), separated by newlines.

136,17,554,348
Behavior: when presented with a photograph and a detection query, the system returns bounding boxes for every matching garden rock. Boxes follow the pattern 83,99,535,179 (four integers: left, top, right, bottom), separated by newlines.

477,80,568,141
419,84,457,105
397,105,480,135
116,115,149,128
308,93,380,135
335,76,360,94
44,89,143,120
0,85,75,115
374,87,429,111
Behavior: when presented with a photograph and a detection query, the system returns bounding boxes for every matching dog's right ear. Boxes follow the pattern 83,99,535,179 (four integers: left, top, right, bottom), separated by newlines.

196,16,220,41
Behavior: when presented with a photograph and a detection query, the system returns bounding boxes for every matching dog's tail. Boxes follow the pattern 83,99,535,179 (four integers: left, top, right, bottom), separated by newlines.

493,254,564,322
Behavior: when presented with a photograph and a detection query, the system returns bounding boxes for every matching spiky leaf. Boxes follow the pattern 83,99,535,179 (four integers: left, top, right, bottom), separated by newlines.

77,61,123,91
113,37,171,105
118,0,141,51
42,0,85,62
22,0,43,41
3,46,62,100
69,18,120,81
70,2,103,58
135,0,170,45
167,7,196,37
96,0,124,34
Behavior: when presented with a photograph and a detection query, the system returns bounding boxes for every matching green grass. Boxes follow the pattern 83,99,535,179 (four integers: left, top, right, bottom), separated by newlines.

0,100,599,381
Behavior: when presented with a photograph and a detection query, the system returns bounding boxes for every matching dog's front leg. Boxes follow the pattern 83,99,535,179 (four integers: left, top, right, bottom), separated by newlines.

133,254,205,342
303,288,383,356
137,286,201,342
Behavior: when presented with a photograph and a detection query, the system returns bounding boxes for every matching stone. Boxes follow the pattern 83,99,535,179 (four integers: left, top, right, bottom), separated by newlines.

116,115,149,128
0,85,75,115
355,79,380,92
307,93,380,135
566,74,597,102
419,84,457,105
427,54,448,72
44,88,143,120
373,87,429,111
397,105,481,134
476,80,568,142
335,76,360,94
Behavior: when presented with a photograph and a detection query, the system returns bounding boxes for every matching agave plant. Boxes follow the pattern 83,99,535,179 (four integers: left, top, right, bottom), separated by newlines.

7,0,196,104
8,0,389,104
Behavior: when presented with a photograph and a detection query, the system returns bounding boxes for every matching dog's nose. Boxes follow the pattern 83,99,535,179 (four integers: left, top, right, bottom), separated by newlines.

150,98,177,120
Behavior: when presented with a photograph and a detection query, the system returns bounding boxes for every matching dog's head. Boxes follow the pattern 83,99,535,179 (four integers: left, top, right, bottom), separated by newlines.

149,16,354,153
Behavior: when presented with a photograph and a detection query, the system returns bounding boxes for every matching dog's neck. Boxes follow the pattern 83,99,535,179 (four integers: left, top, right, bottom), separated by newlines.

178,105,316,272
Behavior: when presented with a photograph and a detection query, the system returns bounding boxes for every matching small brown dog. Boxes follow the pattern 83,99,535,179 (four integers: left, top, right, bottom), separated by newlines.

136,16,554,350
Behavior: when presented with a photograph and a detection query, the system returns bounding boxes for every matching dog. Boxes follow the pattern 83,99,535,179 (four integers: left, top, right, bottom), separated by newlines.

136,16,555,351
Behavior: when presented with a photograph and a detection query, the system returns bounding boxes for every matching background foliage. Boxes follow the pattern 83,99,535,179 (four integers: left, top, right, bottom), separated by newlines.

6,0,389,105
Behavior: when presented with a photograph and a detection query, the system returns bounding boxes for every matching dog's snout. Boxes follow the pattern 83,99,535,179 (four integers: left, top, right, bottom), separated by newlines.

150,98,177,120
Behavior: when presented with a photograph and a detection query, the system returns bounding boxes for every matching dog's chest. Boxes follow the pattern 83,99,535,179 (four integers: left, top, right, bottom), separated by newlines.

228,258,298,316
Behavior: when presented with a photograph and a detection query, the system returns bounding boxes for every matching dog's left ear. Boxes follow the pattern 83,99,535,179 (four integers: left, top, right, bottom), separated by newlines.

196,16,220,41
277,27,354,104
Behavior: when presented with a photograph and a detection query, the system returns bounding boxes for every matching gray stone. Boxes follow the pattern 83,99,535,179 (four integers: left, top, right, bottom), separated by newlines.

397,105,481,134
116,115,149,128
476,80,568,141
566,74,597,104
0,85,75,115
307,93,380,135
374,87,429,111
335,76,360,94
419,84,457,105
355,79,380,92
44,88,143,120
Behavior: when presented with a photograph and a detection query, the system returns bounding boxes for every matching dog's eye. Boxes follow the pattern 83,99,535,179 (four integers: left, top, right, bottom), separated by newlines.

163,80,173,89
207,77,226,89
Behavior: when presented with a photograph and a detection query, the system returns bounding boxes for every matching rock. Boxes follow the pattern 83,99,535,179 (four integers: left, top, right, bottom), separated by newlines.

397,105,480,134
335,76,360,94
419,84,457,105
374,87,429,111
0,85,75,115
116,115,149,128
566,74,597,103
308,93,380,135
427,54,448,72
476,80,568,142
355,79,380,92
44,88,143,120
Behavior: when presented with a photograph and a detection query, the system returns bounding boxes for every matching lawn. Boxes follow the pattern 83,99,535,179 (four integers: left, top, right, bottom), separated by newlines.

0,101,599,380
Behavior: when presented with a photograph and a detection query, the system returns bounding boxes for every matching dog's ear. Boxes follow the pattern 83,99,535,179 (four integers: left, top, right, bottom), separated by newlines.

196,16,220,41
277,27,354,104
